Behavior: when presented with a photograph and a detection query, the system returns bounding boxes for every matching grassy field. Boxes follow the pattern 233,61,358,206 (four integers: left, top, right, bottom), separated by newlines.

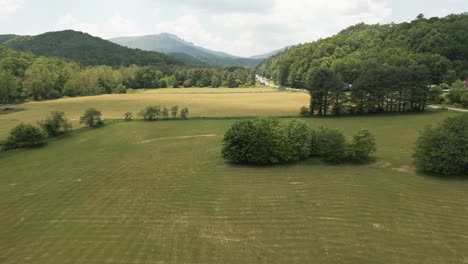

1,107,468,263
0,87,308,139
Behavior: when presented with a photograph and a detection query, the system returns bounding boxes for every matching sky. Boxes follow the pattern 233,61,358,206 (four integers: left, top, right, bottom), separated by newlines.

0,0,467,57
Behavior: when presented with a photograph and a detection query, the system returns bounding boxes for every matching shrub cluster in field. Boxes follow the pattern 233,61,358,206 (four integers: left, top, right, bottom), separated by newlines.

136,105,189,121
222,117,377,165
414,115,468,176
1,106,192,151
2,111,74,151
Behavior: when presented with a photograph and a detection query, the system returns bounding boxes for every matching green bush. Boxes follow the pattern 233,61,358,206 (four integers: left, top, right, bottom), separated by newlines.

285,119,311,160
299,106,310,117
312,127,347,163
47,89,62,99
223,118,377,166
428,84,446,104
80,108,103,127
39,111,72,138
347,129,377,162
162,107,169,119
171,105,179,119
447,80,467,106
124,112,133,121
113,84,127,94
414,115,468,176
180,108,189,119
4,123,46,150
139,105,161,121
222,117,293,165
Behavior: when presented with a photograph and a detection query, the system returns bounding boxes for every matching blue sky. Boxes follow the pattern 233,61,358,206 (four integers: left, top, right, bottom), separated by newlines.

0,0,467,57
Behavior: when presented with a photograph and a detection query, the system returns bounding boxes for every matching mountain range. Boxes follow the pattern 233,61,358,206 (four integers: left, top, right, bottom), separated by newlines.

0,30,180,70
0,30,286,68
110,33,279,67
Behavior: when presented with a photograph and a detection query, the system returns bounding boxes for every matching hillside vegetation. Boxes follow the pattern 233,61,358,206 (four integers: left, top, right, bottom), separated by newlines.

1,30,181,68
0,43,256,104
258,13,468,87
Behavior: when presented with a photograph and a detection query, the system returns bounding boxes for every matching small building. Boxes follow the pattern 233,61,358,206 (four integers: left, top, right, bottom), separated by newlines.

464,77,468,87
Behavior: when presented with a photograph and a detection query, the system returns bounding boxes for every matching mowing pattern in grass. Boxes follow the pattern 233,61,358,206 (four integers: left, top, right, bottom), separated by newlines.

0,87,308,139
1,112,468,263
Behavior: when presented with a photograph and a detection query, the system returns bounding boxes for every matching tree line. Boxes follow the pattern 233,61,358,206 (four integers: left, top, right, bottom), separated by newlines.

258,13,468,115
1,105,191,151
298,65,430,116
222,117,377,165
0,51,256,104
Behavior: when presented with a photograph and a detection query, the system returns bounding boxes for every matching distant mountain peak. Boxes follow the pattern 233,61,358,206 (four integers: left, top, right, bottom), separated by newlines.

110,33,271,67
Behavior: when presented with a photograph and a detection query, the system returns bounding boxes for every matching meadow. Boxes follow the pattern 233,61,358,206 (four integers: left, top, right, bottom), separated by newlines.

1,88,468,263
0,87,307,139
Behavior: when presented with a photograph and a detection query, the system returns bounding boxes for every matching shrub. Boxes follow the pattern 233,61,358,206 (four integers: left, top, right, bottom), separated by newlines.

39,111,72,138
113,84,127,94
299,106,310,117
80,108,103,127
447,80,467,105
223,117,376,166
180,108,189,119
139,105,161,121
162,107,169,119
285,119,311,160
428,85,445,104
312,127,347,163
347,129,377,162
222,117,293,165
171,105,179,119
414,115,468,176
124,112,133,121
47,90,62,99
4,123,46,150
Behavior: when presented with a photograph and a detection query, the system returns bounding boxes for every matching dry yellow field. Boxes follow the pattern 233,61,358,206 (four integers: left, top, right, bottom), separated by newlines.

0,87,308,139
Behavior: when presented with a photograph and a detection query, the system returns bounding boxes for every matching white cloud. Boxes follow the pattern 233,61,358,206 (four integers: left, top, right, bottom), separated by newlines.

55,13,101,36
158,0,273,13
155,0,393,56
155,14,227,51
103,13,141,37
0,0,24,18
152,8,161,18
55,12,142,38
53,0,393,57
440,8,451,16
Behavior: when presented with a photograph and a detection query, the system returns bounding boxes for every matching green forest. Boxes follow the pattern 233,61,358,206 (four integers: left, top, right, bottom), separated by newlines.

258,13,468,114
0,45,255,103
0,30,180,69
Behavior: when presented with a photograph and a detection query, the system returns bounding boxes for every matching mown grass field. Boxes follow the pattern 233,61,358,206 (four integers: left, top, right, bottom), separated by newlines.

1,96,468,263
0,87,307,139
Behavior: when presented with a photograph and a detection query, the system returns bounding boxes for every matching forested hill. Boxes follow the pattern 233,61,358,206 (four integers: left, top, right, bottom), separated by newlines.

0,30,181,69
257,13,468,87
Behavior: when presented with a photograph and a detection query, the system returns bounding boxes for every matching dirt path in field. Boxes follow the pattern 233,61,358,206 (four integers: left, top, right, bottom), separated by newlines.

140,134,218,144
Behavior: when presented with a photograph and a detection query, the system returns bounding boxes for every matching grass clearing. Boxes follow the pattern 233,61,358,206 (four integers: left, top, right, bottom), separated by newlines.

0,87,308,139
1,111,468,263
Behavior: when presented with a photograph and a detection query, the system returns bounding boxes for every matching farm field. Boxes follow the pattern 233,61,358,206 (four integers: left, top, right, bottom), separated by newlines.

0,87,308,139
1,109,468,263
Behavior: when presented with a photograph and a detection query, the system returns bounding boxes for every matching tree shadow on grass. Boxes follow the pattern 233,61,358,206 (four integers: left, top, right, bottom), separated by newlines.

0,143,48,159
0,108,25,115
302,109,448,120
224,156,378,169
